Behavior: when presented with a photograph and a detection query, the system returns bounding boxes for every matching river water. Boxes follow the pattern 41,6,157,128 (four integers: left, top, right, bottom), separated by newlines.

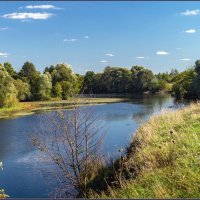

0,95,177,198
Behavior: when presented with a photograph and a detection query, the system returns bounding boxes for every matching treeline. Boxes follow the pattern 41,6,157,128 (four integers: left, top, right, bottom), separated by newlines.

0,60,200,108
83,61,200,100
83,66,178,94
0,62,83,108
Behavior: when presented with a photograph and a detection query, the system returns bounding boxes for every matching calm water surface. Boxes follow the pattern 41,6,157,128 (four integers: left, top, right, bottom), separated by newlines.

0,95,177,198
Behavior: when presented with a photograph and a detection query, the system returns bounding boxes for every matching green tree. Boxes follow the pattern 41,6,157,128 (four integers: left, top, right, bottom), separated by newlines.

37,72,52,100
149,77,160,93
172,68,196,99
3,62,18,79
61,81,71,99
194,60,200,74
92,73,104,93
51,63,77,85
18,61,40,100
44,65,55,74
52,82,63,98
83,71,95,93
131,66,154,93
51,63,79,98
13,79,31,101
74,74,84,94
97,66,131,93
0,65,18,108
190,60,200,98
19,61,39,81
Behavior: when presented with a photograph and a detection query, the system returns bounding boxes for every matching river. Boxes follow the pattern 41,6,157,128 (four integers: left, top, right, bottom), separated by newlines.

0,95,177,198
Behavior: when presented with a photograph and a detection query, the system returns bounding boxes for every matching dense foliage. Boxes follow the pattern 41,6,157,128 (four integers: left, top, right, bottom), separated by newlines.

83,66,177,94
0,59,200,108
171,60,200,100
0,65,18,108
0,62,81,108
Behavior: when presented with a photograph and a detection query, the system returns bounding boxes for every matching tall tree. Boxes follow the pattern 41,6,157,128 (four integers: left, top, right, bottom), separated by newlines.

37,72,52,100
51,63,79,99
51,63,77,85
44,65,55,74
3,62,18,79
18,61,40,100
0,65,18,108
83,71,95,93
13,79,31,101
190,60,200,98
131,66,154,93
172,68,196,99
19,61,39,81
52,82,63,98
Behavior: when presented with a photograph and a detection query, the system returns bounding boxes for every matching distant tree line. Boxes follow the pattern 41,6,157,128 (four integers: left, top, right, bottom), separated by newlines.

82,66,178,94
0,60,200,108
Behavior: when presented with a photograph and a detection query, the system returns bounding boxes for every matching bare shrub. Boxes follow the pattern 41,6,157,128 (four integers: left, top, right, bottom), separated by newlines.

31,97,105,197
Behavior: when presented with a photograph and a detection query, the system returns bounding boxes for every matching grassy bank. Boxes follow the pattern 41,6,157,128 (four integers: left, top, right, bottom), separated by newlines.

89,103,200,198
0,102,39,119
0,97,128,119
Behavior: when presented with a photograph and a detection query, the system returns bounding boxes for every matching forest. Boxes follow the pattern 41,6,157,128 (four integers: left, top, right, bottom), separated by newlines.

1,60,200,108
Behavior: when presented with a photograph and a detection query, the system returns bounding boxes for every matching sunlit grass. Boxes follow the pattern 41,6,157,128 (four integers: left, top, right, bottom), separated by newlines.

90,103,200,198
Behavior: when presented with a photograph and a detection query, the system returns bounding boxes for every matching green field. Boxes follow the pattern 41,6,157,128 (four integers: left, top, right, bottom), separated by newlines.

89,103,200,198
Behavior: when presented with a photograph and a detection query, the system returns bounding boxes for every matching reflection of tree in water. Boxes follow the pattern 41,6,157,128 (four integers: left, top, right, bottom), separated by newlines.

131,95,175,125
98,102,143,122
134,95,173,108
132,109,153,125
100,95,174,124
102,113,132,122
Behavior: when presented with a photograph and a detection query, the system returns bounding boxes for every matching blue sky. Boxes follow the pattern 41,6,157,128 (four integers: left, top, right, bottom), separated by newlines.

0,1,200,74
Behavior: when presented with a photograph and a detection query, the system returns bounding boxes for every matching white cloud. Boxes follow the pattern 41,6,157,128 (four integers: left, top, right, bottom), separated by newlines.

156,51,169,55
63,38,77,42
136,56,145,59
100,60,107,63
176,47,182,50
0,52,9,57
180,58,190,61
106,53,114,57
0,27,9,30
181,9,200,16
83,36,89,39
2,12,53,20
25,5,61,10
185,29,196,33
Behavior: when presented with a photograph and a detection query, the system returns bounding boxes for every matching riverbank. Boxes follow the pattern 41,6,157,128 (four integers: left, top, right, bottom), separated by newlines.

89,103,200,198
0,97,128,119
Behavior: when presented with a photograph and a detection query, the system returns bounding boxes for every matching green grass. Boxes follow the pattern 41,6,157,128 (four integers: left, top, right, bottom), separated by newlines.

89,103,200,198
